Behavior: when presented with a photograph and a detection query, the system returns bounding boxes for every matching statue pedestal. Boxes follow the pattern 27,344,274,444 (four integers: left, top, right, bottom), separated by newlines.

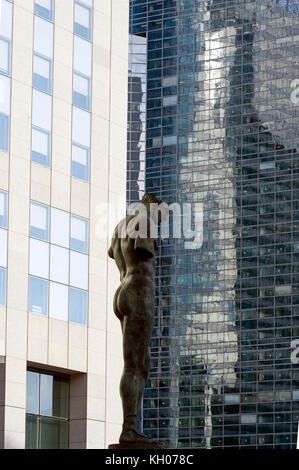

109,441,165,449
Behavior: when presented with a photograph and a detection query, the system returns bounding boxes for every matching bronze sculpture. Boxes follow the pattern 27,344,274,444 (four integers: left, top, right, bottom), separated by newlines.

108,193,167,449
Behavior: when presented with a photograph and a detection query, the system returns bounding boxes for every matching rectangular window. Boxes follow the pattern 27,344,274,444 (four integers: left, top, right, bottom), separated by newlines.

0,228,8,268
29,238,50,279
73,71,90,111
30,201,50,241
73,36,92,77
0,190,8,228
72,143,89,181
70,215,89,253
32,90,52,166
32,127,51,167
0,74,10,152
0,267,6,306
69,287,87,325
50,245,69,284
34,16,54,59
0,37,10,75
26,369,69,449
50,208,70,248
70,251,88,290
29,276,48,316
74,1,92,41
34,0,54,22
49,282,68,321
33,53,52,94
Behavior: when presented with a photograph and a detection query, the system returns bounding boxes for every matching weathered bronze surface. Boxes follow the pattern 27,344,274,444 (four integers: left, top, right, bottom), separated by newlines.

108,194,165,449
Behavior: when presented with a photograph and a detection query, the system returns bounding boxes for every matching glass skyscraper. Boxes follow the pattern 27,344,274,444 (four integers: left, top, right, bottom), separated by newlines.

129,0,299,449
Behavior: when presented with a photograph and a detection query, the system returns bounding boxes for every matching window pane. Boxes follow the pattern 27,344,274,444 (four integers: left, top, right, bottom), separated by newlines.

0,37,10,75
30,202,49,241
0,190,8,228
29,239,49,279
25,415,39,449
70,215,88,253
74,2,92,40
35,0,54,21
29,276,48,316
70,287,88,325
49,282,68,322
33,53,52,93
0,74,10,115
50,245,69,284
0,267,6,306
32,126,51,167
34,16,54,58
72,106,90,147
32,90,52,131
70,251,88,290
0,113,9,152
0,228,7,268
73,72,90,110
40,373,53,416
51,208,70,248
73,36,92,76
52,375,69,419
72,143,89,181
0,0,12,40
26,371,40,414
39,417,68,449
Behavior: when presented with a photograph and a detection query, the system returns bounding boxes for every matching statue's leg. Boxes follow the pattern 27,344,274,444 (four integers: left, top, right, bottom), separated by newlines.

119,306,153,443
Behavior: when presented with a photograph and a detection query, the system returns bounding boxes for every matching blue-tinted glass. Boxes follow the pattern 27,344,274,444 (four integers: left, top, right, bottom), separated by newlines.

0,37,10,75
30,201,49,241
33,53,52,94
35,0,54,21
26,371,40,414
70,215,89,253
0,190,8,228
69,287,88,325
73,72,90,110
74,2,92,40
0,267,6,306
29,276,48,316
0,113,9,152
32,126,51,167
72,143,89,181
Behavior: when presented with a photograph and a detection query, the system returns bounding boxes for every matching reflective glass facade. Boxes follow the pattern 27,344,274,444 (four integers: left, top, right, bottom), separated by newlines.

129,0,299,449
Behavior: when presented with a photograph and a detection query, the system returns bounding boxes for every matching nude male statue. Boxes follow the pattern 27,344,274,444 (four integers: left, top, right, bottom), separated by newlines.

108,193,167,447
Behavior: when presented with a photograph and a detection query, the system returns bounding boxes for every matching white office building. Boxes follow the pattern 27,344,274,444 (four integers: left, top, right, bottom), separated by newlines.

0,0,128,448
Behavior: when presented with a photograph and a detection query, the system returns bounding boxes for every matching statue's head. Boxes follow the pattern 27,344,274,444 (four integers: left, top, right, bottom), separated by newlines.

139,193,169,224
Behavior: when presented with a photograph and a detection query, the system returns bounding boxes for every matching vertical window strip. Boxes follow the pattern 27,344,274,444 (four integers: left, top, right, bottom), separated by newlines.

31,2,54,167
0,190,8,306
0,0,12,152
71,0,93,182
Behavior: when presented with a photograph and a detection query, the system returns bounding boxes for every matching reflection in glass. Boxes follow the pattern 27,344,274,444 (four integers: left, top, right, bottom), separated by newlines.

72,106,90,147
49,282,69,322
29,276,48,316
70,287,88,325
0,37,10,75
70,215,89,253
72,143,89,181
35,0,54,21
25,415,39,449
50,245,69,284
0,190,8,228
70,251,88,290
29,238,50,279
0,267,6,306
33,53,52,93
74,1,92,40
40,373,53,416
51,208,70,248
73,72,90,111
73,36,92,76
32,126,51,167
32,90,52,131
26,371,39,414
39,417,68,449
30,201,49,241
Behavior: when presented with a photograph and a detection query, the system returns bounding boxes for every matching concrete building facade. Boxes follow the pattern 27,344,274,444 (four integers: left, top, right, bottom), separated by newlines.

0,0,128,449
